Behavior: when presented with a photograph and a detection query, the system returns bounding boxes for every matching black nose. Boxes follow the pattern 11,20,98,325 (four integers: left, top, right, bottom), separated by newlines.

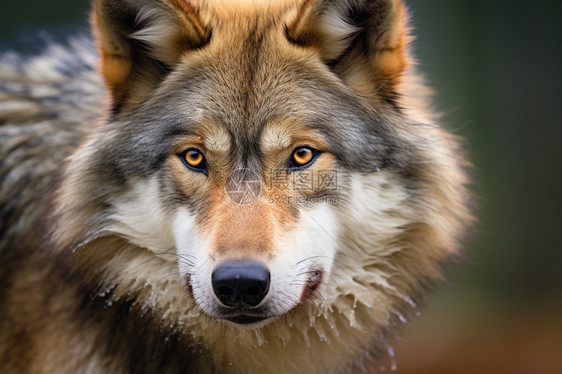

211,260,270,307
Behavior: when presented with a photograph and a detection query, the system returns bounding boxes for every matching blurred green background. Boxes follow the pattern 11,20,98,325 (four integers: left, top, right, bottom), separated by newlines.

1,0,561,372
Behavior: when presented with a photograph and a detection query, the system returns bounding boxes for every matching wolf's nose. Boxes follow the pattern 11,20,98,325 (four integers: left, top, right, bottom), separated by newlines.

211,260,270,307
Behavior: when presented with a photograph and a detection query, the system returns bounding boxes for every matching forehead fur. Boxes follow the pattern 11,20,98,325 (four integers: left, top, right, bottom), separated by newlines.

191,0,301,20
100,0,406,180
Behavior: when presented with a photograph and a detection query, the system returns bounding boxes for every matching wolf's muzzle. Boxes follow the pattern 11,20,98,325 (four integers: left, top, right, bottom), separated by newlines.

211,260,270,308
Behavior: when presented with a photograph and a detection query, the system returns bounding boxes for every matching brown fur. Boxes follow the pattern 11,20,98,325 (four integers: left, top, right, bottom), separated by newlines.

0,1,471,373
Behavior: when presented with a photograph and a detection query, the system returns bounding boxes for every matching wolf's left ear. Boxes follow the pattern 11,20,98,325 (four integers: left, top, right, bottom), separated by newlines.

287,0,409,103
92,0,209,111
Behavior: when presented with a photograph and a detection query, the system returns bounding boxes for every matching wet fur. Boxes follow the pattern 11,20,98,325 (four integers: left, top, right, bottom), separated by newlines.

0,1,470,373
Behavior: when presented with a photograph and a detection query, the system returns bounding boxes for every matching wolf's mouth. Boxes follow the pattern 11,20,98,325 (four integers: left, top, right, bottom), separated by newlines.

222,313,269,325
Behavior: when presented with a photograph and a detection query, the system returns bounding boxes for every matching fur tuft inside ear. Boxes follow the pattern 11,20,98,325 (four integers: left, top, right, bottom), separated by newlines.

287,0,409,103
92,0,210,112
131,5,184,66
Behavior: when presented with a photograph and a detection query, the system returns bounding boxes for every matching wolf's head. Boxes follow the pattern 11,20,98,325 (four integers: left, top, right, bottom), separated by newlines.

54,0,469,370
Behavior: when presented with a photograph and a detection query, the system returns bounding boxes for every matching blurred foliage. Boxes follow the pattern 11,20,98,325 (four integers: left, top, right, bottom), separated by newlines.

0,0,89,37
411,0,562,305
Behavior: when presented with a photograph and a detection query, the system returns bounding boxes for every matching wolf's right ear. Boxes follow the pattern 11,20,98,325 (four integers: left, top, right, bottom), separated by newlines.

92,0,210,112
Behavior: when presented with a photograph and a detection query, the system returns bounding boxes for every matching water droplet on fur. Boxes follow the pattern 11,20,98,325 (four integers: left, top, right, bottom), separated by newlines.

254,331,265,347
404,297,417,308
348,309,358,327
404,297,421,316
308,315,316,327
326,317,338,334
387,344,397,371
314,321,329,343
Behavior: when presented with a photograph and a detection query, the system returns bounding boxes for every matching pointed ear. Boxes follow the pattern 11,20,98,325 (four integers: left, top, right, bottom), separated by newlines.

287,0,409,104
92,0,210,112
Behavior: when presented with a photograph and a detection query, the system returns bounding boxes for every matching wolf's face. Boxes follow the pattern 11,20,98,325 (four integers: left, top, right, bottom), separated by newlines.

54,1,468,353
99,20,395,327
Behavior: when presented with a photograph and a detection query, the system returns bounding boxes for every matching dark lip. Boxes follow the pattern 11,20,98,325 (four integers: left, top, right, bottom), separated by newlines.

221,314,269,325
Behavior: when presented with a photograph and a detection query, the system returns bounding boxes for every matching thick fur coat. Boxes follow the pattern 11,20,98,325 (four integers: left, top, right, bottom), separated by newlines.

0,0,470,373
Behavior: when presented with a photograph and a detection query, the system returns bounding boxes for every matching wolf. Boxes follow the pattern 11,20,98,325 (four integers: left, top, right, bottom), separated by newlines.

0,0,470,373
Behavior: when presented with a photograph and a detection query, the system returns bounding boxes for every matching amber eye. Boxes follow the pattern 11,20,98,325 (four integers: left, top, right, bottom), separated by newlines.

185,150,204,166
179,148,207,173
289,147,319,169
